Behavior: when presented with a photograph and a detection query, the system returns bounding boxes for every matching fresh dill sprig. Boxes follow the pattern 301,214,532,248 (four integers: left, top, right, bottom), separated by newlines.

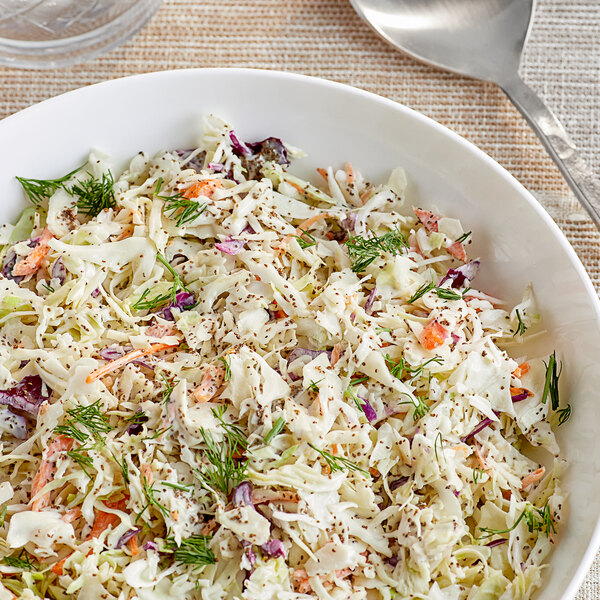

166,534,216,568
161,481,194,492
434,432,445,464
407,281,464,304
345,227,409,272
473,468,485,483
3,551,38,570
157,179,207,227
513,309,528,336
219,357,231,382
308,443,368,475
308,378,323,393
411,396,430,421
137,477,170,521
478,502,556,539
110,452,130,484
541,351,561,410
292,227,317,250
143,425,173,441
195,428,248,495
67,446,96,479
160,373,177,405
343,377,370,413
455,231,472,243
16,164,84,206
0,505,7,527
55,400,113,443
557,404,572,426
264,417,286,445
386,355,443,382
133,253,190,312
69,171,115,217
212,406,248,450
376,327,393,334
42,282,55,294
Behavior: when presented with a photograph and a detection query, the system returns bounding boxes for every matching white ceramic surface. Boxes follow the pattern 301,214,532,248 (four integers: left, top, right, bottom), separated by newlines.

0,69,598,599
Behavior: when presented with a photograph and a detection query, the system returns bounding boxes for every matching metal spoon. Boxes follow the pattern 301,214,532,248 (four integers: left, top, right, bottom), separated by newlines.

350,0,600,228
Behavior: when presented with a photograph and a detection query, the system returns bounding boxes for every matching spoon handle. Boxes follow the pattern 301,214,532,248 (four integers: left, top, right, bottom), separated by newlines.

500,75,600,230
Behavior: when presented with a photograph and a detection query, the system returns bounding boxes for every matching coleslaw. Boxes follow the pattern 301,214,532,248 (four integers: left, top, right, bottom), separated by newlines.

0,115,569,600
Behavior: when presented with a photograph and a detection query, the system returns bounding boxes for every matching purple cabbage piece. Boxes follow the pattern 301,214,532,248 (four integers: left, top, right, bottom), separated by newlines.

1,248,24,284
384,556,400,567
229,131,253,157
241,540,257,569
99,346,126,361
207,162,225,172
215,236,246,255
287,348,332,382
365,287,377,315
440,260,480,289
389,476,409,491
511,391,529,403
51,257,67,285
143,541,159,551
341,213,357,234
358,395,377,422
486,538,508,548
233,481,254,508
91,288,101,298
158,291,196,321
261,538,286,559
126,411,148,435
116,528,141,549
246,138,289,167
460,411,500,443
0,375,49,417
174,149,206,173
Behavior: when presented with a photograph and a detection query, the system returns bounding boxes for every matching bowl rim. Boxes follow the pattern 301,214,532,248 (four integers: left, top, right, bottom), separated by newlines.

1,67,599,598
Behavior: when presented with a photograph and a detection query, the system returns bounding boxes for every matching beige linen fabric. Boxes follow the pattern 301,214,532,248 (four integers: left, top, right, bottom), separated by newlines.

0,0,598,595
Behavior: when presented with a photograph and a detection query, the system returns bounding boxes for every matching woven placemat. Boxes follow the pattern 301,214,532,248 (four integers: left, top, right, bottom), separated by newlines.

0,0,599,596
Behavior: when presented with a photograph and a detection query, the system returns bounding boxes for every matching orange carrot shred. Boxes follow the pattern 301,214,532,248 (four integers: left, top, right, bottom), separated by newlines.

183,179,222,200
330,343,341,367
520,466,545,491
86,342,178,383
282,213,332,246
13,227,54,277
51,557,67,576
128,535,140,556
419,320,448,350
345,162,355,185
192,364,225,403
316,167,328,181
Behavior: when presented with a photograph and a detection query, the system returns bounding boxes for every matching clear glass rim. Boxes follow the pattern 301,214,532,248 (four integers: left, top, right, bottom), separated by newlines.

0,0,162,68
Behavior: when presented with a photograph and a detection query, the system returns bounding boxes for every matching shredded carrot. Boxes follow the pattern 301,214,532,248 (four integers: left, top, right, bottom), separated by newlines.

183,179,222,199
86,497,127,540
286,180,307,195
359,187,372,204
30,435,74,511
86,342,178,383
192,364,225,403
141,464,153,486
13,227,54,277
146,322,176,338
513,362,530,379
345,162,355,185
62,507,82,523
282,212,332,245
474,443,487,471
114,225,134,241
369,467,380,477
335,568,352,579
316,167,328,181
51,557,68,576
419,320,448,350
201,519,218,535
520,466,545,491
330,343,341,367
447,240,467,262
331,443,340,456
128,535,140,556
414,208,440,232
510,386,533,398
274,308,287,319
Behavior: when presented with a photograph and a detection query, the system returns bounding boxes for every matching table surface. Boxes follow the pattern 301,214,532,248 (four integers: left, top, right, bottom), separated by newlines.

0,0,599,596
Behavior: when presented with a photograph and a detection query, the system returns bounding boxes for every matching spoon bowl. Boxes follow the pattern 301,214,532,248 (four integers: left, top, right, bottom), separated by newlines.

351,0,600,228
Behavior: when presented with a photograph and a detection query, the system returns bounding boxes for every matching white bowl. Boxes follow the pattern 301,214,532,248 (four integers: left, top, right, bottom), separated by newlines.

0,69,598,599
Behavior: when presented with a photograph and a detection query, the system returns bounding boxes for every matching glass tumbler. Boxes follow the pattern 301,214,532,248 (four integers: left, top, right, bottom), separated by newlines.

0,0,163,69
